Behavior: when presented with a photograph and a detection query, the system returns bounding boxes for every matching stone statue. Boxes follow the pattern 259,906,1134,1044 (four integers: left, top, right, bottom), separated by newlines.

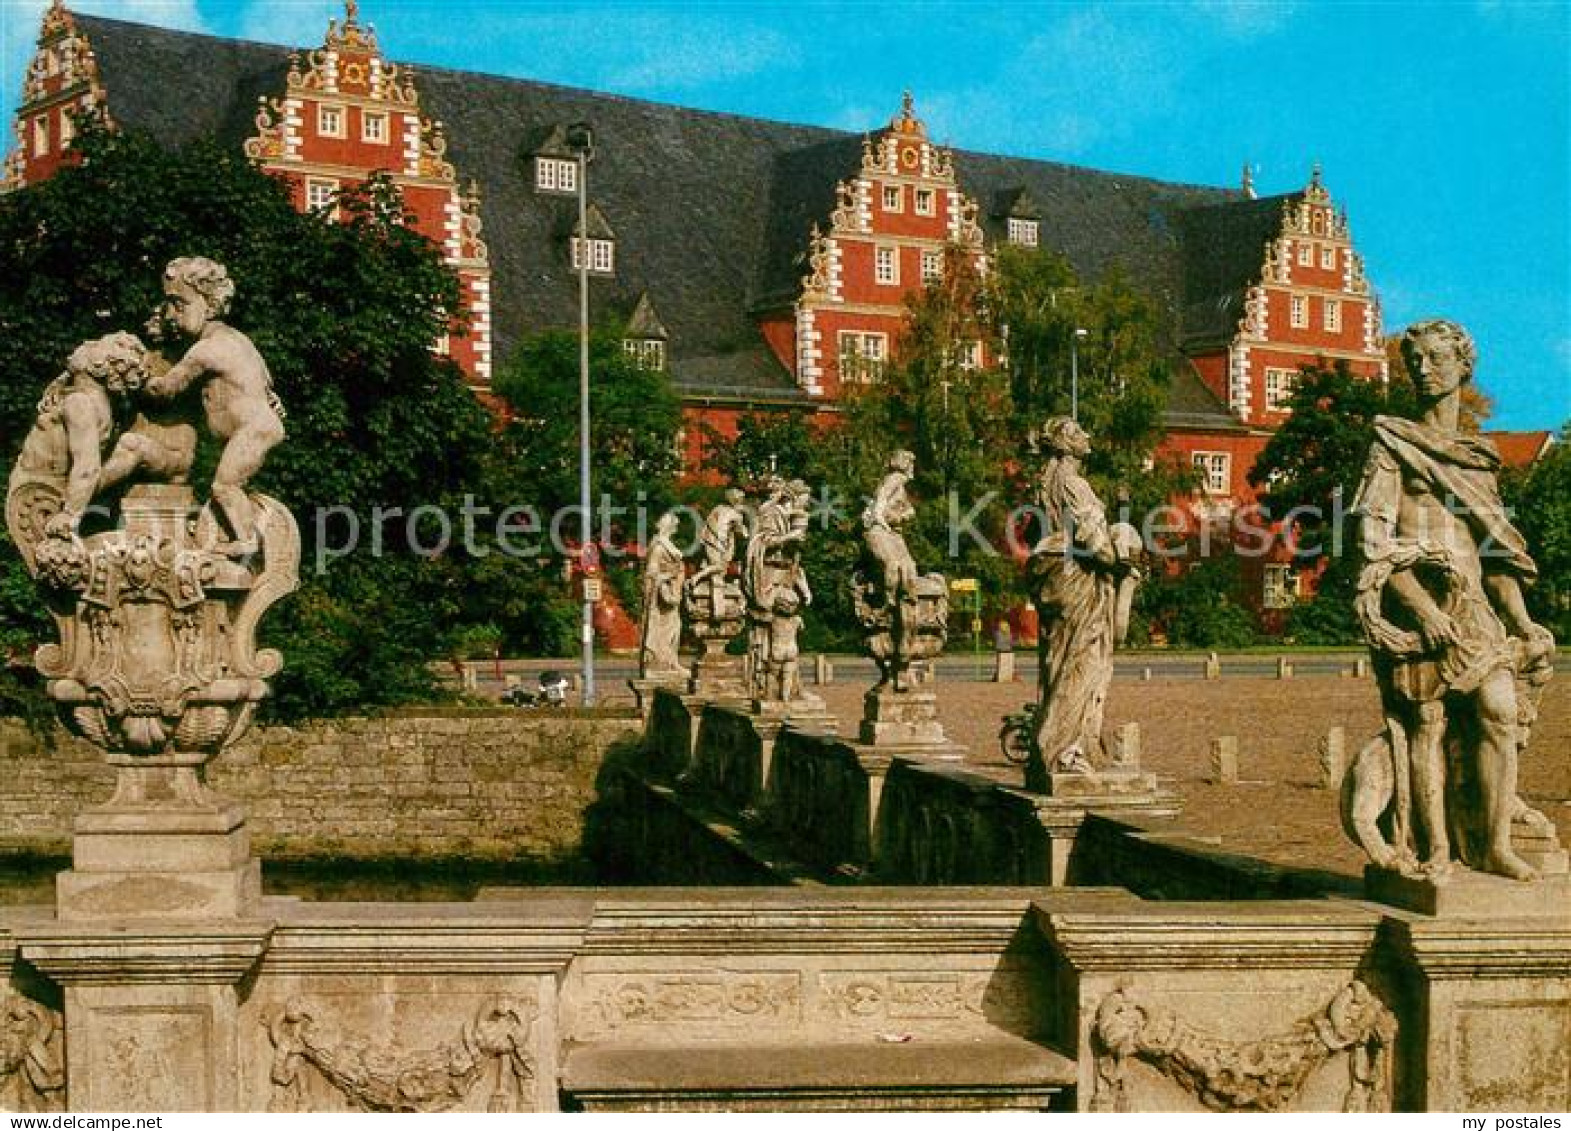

683,489,750,697
638,511,687,680
5,332,146,570
5,261,299,920
851,450,950,745
1023,417,1142,791
743,477,814,705
1346,319,1561,883
144,256,286,554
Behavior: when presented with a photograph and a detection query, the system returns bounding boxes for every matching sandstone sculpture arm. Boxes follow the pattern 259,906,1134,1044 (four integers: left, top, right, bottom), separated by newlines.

59,394,104,514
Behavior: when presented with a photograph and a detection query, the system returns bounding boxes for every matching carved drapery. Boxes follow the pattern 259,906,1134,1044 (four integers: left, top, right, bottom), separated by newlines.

1090,981,1395,1113
0,994,65,1113
268,996,536,1113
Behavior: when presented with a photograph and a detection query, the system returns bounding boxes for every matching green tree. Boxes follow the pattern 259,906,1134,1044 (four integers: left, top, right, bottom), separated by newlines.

1503,428,1571,640
1247,361,1416,643
0,125,499,720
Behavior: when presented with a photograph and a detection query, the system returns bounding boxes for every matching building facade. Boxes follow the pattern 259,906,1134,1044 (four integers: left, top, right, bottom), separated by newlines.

4,2,1393,624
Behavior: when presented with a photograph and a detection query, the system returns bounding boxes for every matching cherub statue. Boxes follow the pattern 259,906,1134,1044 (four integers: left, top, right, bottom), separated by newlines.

143,256,286,553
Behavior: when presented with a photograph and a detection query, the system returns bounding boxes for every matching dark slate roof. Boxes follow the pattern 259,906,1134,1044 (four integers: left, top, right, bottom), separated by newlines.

1174,192,1300,350
1166,361,1249,434
72,13,1269,415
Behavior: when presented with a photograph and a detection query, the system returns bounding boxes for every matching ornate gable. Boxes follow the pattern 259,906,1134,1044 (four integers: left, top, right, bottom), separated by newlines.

2,0,109,192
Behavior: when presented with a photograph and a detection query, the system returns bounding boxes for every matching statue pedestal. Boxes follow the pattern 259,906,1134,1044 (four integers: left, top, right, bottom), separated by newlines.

858,686,960,759
1031,768,1161,799
629,674,686,719
688,646,747,700
57,762,260,923
1365,866,1571,918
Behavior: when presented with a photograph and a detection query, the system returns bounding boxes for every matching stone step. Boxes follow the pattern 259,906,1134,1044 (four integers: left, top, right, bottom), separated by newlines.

561,1035,1076,1112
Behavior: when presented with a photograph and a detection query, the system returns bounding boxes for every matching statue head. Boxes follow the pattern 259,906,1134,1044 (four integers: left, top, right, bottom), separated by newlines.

1401,319,1475,401
724,488,746,507
65,331,148,397
654,511,679,539
888,449,916,476
160,256,235,338
1039,416,1090,459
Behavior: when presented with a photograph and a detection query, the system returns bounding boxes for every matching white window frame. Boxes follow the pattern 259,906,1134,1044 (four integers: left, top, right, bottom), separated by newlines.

31,115,49,158
317,102,345,139
535,156,577,194
882,184,902,213
305,176,339,217
1263,564,1296,610
958,340,982,370
1264,367,1297,411
434,331,451,356
1192,451,1231,496
837,331,888,383
915,188,935,216
921,249,943,285
874,245,899,286
362,110,389,144
571,237,614,274
623,337,666,372
1297,242,1312,266
1320,245,1336,270
1007,217,1039,248
1324,298,1341,332
1290,294,1308,329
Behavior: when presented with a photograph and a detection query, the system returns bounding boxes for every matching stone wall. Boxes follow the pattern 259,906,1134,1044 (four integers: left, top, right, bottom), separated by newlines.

0,711,641,861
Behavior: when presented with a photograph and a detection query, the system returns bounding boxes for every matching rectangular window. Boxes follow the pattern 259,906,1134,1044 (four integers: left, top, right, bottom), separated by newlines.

921,249,943,285
1264,367,1297,411
1297,242,1312,266
536,156,577,193
1007,217,1039,248
317,103,345,138
31,115,48,157
958,340,982,370
1324,298,1341,332
1192,451,1231,496
1290,294,1308,329
837,331,888,383
882,184,902,212
434,331,451,356
1320,245,1336,270
571,237,614,274
305,177,339,217
1263,564,1297,610
915,188,935,216
875,245,899,286
362,110,389,144
622,338,666,372
58,110,73,149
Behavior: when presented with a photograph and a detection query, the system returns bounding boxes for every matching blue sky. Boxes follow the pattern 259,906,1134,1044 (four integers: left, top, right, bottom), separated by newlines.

2,0,1567,431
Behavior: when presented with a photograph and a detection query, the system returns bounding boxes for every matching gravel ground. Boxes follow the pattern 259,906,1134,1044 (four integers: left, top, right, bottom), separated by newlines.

817,672,1571,880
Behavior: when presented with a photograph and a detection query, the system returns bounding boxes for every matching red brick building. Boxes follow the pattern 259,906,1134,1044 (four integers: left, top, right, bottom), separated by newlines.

5,2,1394,623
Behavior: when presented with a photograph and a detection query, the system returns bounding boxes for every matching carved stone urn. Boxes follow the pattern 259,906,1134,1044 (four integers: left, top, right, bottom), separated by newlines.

10,483,299,920
682,573,747,700
850,570,949,746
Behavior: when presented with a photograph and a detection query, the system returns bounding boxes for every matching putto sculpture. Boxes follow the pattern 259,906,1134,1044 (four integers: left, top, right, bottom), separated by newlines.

1021,418,1143,791
743,476,816,707
683,488,750,698
851,450,950,745
4,259,298,919
1345,319,1563,884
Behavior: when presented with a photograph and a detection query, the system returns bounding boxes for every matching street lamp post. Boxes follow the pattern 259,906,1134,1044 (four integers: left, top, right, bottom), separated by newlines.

568,122,595,706
1070,326,1088,423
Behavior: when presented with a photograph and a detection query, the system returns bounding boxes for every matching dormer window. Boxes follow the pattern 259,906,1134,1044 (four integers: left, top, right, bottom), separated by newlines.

536,156,577,194
1006,217,1038,247
623,338,666,371
318,103,345,138
571,237,614,274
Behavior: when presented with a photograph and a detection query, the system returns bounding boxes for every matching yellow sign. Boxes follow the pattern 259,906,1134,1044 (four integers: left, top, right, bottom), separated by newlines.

950,578,978,593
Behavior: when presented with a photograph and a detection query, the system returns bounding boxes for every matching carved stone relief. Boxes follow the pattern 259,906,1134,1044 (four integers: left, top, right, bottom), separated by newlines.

0,994,65,1113
1090,982,1396,1113
267,996,536,1113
